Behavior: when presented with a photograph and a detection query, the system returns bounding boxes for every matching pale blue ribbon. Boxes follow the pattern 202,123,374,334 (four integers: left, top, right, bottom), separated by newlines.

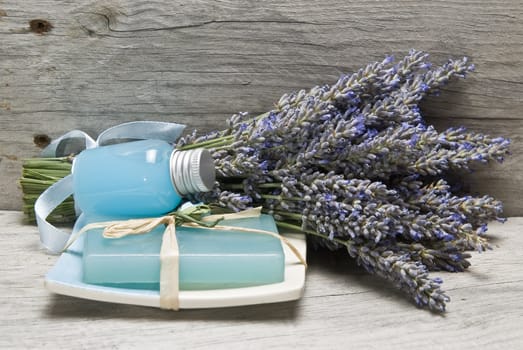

35,121,186,253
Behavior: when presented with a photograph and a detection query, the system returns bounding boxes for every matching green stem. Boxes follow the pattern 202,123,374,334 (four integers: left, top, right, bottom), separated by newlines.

258,183,283,189
20,178,60,186
22,158,72,170
220,183,243,190
23,194,74,202
210,143,234,151
177,112,271,150
222,182,283,190
178,135,235,150
173,212,221,228
261,194,304,201
271,210,303,220
206,139,237,150
275,221,351,248
22,169,69,181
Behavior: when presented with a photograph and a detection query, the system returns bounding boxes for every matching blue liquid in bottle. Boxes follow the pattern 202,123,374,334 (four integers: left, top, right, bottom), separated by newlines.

72,139,215,217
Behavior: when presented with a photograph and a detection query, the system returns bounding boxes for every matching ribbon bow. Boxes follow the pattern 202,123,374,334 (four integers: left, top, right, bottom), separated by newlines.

40,121,186,158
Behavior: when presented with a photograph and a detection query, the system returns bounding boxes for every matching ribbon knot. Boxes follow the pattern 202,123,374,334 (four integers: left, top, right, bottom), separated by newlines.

102,216,176,239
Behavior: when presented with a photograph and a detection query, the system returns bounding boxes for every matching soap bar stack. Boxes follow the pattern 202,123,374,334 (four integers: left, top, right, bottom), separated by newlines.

81,214,285,290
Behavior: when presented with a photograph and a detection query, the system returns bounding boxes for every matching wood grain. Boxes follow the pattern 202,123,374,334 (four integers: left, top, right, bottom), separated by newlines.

0,210,522,349
0,0,522,215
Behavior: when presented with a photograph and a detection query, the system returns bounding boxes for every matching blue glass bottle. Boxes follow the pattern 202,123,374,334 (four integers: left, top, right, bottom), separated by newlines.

72,139,215,217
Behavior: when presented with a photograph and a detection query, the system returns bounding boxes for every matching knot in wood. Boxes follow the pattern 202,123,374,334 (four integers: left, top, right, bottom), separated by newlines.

29,19,53,34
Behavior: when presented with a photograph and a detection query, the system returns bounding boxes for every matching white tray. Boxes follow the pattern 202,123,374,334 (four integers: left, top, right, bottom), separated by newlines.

45,231,307,309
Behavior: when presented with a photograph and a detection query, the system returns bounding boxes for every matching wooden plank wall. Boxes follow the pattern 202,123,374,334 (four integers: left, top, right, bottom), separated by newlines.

0,1,522,215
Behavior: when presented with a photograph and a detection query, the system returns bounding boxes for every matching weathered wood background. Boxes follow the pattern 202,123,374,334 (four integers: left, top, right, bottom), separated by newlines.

0,1,522,217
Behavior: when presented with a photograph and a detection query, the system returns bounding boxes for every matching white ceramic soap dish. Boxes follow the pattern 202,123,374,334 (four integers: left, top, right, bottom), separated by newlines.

45,232,307,309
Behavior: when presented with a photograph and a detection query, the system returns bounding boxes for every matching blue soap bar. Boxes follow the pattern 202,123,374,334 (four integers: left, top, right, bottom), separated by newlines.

82,214,285,290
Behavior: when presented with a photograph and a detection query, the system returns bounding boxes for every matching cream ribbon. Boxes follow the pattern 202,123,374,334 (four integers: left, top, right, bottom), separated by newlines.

159,217,179,310
64,207,306,310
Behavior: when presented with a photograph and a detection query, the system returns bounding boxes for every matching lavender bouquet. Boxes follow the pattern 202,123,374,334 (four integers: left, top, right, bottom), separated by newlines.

21,50,510,312
176,50,510,312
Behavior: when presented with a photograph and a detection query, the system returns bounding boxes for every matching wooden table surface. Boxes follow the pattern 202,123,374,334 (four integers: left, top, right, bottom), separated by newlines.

1,210,522,349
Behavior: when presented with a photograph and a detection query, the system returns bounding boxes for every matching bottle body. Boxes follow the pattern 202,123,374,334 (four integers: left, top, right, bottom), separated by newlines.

73,139,181,217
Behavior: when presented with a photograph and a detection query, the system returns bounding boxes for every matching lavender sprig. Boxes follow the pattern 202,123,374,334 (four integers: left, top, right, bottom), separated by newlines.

278,220,450,312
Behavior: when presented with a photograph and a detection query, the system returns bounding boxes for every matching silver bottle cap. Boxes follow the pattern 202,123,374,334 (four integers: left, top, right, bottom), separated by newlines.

170,148,215,195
